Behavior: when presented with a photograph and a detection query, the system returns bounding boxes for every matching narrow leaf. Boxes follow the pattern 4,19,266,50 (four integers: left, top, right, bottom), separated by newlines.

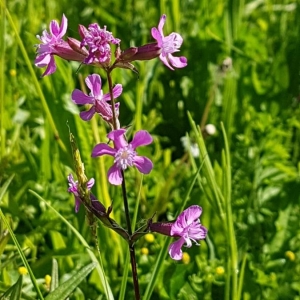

45,262,96,300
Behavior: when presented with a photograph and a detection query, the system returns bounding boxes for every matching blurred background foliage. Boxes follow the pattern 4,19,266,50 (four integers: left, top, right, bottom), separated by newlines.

1,0,300,299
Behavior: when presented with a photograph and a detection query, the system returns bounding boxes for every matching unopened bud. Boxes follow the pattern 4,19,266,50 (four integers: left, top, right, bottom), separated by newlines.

119,43,161,62
149,221,173,236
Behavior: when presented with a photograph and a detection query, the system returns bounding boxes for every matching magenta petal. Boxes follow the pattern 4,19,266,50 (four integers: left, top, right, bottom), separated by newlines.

91,143,116,157
103,84,123,101
131,130,153,149
85,74,102,97
159,54,174,70
50,20,60,37
151,27,163,45
80,107,95,121
184,205,202,224
168,238,185,260
42,56,57,76
158,14,166,35
87,178,95,189
107,129,127,149
59,14,68,38
169,55,188,69
72,89,94,105
189,224,208,240
35,53,51,68
107,164,123,185
133,156,153,174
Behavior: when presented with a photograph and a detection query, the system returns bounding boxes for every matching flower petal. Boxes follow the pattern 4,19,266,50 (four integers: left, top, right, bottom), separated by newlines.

102,84,123,101
189,224,208,240
80,106,95,121
157,14,166,36
168,237,185,260
168,55,188,69
87,178,95,189
151,27,163,46
72,89,94,105
91,143,116,157
131,130,153,149
85,74,102,97
49,20,60,37
185,205,202,223
58,14,68,38
35,53,51,68
42,56,57,76
159,53,174,70
107,129,127,149
133,156,153,174
107,164,123,185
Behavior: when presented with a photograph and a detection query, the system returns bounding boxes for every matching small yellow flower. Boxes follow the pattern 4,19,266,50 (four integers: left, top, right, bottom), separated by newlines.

45,275,51,287
9,69,17,77
182,252,190,264
144,233,155,243
18,266,28,275
216,266,225,276
141,247,149,255
285,250,296,262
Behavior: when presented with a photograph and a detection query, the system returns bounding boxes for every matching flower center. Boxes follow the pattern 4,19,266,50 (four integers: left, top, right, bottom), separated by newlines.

114,145,136,170
162,33,181,55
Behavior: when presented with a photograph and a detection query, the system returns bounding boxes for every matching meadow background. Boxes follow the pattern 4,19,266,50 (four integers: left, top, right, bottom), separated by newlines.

1,0,300,299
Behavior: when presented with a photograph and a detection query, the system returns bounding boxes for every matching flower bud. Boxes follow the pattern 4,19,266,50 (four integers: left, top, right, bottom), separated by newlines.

149,221,173,236
119,43,161,62
54,41,87,62
67,37,89,57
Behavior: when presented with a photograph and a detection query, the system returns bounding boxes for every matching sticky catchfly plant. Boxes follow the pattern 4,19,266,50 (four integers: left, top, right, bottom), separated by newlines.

71,74,122,125
67,174,95,213
91,129,153,185
151,14,188,70
168,205,207,260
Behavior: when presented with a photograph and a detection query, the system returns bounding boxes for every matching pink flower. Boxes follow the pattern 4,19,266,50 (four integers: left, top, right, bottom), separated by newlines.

91,129,153,185
71,74,122,125
151,14,187,70
67,174,95,213
168,205,207,260
80,23,120,65
35,14,86,76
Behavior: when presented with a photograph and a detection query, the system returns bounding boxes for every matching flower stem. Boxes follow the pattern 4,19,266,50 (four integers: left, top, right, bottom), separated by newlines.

120,170,141,300
106,69,118,130
106,67,140,299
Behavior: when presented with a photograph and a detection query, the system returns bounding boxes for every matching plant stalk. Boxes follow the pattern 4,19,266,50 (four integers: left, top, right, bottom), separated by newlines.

107,68,140,299
120,170,140,300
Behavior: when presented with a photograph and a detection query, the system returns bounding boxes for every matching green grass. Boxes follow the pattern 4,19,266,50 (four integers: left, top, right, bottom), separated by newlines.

1,0,300,299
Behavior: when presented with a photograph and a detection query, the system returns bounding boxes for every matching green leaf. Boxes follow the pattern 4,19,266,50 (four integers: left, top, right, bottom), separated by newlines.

0,174,14,204
50,259,59,292
45,262,96,300
10,275,23,300
0,275,23,300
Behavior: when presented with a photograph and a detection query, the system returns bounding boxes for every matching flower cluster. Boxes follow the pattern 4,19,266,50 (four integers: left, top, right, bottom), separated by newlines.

35,13,187,76
36,13,206,264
